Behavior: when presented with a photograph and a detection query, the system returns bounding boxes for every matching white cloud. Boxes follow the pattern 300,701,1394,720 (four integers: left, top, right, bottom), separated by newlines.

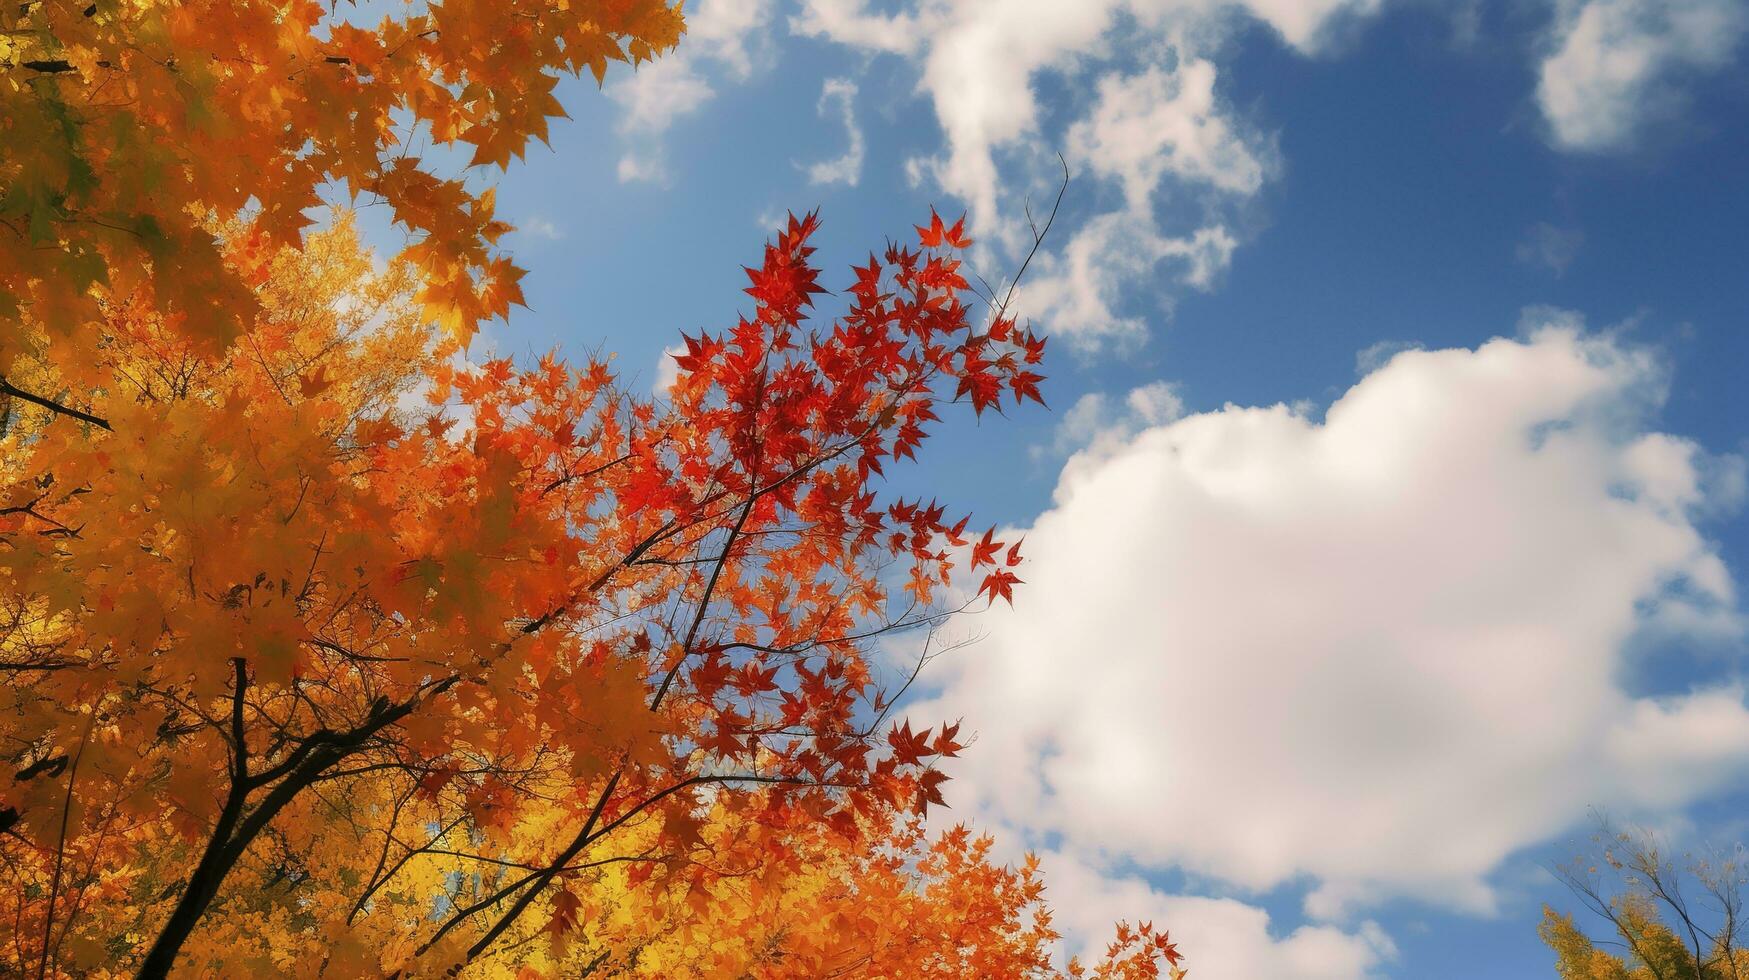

687,0,778,77
1446,0,1486,49
754,207,789,232
1354,339,1422,374
1537,0,1748,152
1127,380,1187,426
793,0,1373,348
789,0,923,54
1020,212,1237,348
652,343,685,395
1237,0,1384,52
793,0,1370,220
1040,381,1185,459
1516,221,1585,275
913,324,1747,928
1040,853,1395,980
805,78,866,186
1026,51,1264,345
1057,392,1118,449
612,57,718,136
516,215,565,241
611,0,776,181
617,151,667,184
1067,58,1271,207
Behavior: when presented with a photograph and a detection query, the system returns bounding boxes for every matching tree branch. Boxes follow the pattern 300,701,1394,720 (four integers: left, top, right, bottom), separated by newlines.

0,377,111,431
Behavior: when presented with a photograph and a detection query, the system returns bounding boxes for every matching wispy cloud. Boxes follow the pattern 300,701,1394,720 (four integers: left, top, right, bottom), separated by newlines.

804,78,865,187
610,0,777,183
1516,221,1585,275
1034,381,1185,461
792,0,1369,349
516,215,565,241
1537,0,1747,151
651,343,684,396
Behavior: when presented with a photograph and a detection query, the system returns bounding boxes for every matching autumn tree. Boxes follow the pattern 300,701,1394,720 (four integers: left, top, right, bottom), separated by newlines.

3,2,1186,975
1541,817,1749,979
0,204,1184,977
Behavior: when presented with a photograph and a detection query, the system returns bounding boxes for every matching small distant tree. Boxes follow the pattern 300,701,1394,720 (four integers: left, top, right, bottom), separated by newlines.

1541,816,1749,979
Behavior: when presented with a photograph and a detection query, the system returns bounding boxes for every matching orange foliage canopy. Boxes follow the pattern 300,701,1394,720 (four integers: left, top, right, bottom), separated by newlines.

3,1,1183,975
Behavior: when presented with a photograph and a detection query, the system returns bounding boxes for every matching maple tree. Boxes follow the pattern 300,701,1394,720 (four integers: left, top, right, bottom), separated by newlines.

3,1,1185,973
1542,819,1748,978
1,206,1182,978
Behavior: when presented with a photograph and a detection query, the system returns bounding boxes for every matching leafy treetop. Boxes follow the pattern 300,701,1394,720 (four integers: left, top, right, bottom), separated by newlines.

0,0,683,398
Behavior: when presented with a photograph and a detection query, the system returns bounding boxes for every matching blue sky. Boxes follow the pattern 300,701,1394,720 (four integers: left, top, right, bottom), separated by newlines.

410,0,1749,974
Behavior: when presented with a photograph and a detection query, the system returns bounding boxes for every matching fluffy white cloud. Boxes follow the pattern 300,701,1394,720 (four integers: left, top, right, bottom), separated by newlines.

912,324,1747,927
1040,382,1186,459
1126,380,1188,426
686,0,777,77
1055,393,1120,450
652,342,685,395
612,57,716,136
611,0,776,181
1020,212,1236,348
1040,853,1395,980
1537,0,1747,151
794,0,1367,218
805,78,865,186
789,0,923,54
793,0,1378,346
1029,51,1268,346
1067,58,1270,207
1237,0,1382,52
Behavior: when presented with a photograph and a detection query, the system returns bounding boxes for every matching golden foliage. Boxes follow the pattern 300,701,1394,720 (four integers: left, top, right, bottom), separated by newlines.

1,0,684,388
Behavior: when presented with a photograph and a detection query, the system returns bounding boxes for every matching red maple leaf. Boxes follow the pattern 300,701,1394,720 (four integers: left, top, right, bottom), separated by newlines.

888,720,934,766
970,528,1001,568
978,568,1021,605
